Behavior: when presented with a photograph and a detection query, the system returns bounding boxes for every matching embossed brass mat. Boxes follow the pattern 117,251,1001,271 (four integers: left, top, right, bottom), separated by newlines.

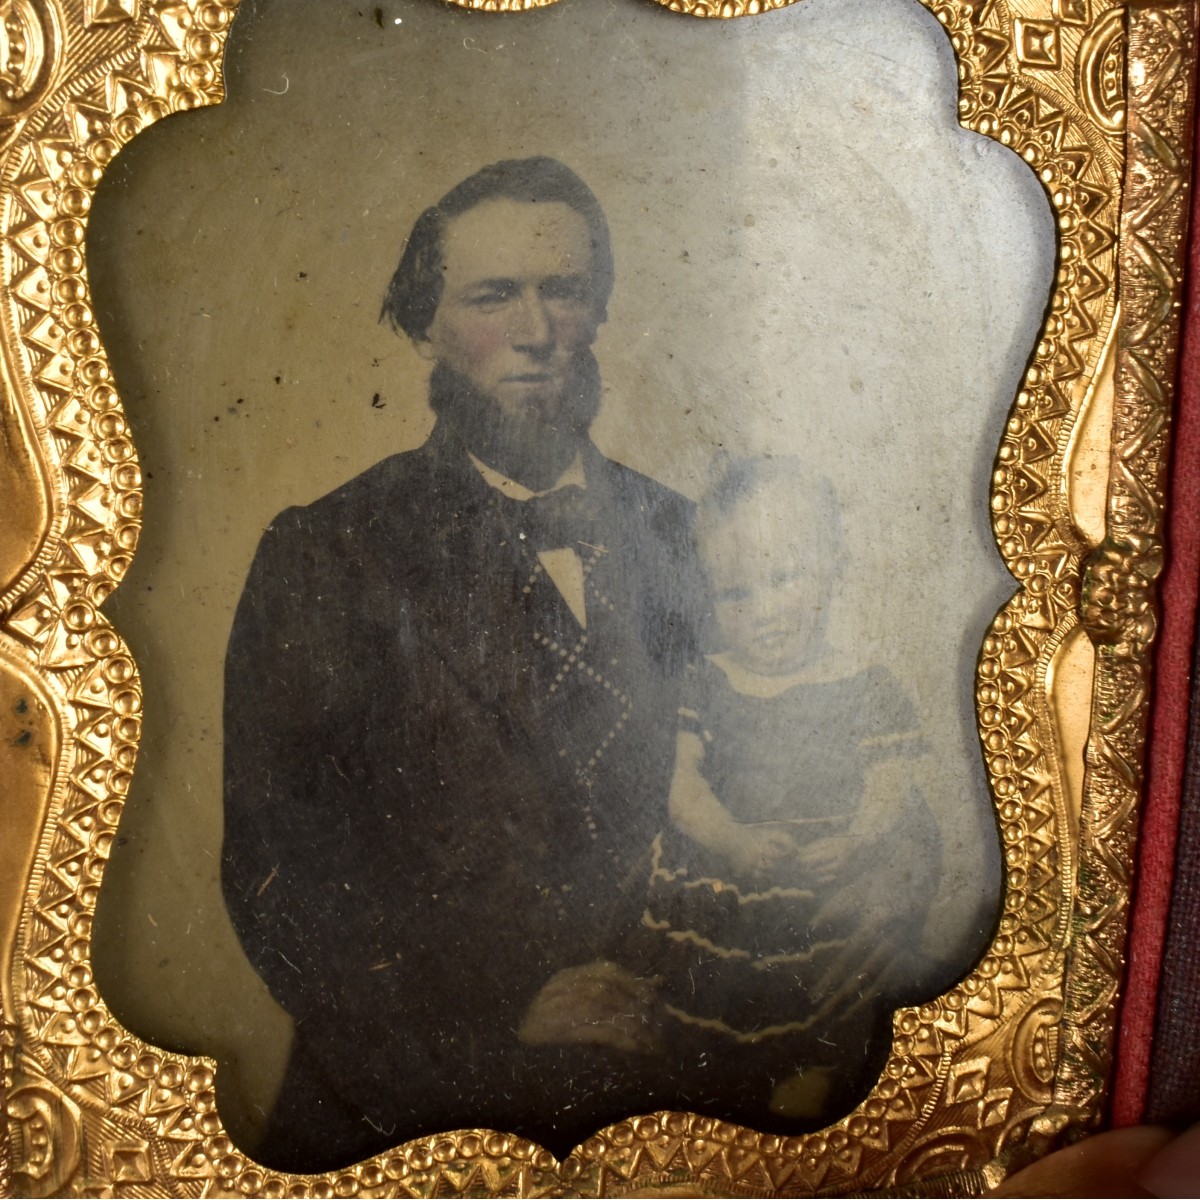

0,0,1196,1196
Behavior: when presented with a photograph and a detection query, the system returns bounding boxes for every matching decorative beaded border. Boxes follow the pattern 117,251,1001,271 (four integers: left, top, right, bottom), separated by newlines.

0,0,1193,1195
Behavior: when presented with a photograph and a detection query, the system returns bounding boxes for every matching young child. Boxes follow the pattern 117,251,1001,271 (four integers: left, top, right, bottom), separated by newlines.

640,455,941,1129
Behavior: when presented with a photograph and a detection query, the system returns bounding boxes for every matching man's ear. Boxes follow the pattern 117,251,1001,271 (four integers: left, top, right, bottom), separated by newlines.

413,336,437,363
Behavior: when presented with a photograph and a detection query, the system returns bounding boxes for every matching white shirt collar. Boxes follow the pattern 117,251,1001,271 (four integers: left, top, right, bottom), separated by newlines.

468,452,586,501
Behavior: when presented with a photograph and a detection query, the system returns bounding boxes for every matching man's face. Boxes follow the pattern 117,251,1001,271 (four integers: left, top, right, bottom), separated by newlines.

417,197,601,427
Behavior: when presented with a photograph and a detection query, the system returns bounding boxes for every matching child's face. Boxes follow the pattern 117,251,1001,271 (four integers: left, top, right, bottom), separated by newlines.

701,484,828,676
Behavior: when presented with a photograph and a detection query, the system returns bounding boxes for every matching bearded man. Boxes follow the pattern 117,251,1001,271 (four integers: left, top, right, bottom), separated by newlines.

222,158,698,1169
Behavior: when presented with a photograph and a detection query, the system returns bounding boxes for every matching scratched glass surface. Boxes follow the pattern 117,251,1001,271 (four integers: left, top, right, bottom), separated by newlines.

87,0,1053,1169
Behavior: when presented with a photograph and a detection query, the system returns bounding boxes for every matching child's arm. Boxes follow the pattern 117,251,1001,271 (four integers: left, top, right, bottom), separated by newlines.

848,754,923,841
795,753,931,886
811,751,939,926
668,730,741,851
669,730,796,877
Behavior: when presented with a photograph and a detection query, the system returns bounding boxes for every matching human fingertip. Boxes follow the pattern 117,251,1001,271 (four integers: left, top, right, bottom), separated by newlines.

1138,1121,1200,1198
988,1125,1172,1198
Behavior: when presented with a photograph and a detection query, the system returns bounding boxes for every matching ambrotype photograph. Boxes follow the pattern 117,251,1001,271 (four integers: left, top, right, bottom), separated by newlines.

86,0,1055,1174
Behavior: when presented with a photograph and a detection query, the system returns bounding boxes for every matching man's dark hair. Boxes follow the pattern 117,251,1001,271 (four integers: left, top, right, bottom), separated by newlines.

380,157,615,341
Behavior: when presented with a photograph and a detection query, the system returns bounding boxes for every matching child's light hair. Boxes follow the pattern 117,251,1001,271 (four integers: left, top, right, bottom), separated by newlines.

696,453,846,575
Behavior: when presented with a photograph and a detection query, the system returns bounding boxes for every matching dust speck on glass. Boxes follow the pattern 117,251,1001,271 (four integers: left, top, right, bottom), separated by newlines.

86,0,1053,1171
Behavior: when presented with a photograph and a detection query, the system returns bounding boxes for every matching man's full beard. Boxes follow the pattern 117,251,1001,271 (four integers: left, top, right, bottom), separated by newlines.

427,352,602,490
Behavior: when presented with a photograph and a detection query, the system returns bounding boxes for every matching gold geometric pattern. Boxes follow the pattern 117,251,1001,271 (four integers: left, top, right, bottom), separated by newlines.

0,0,1195,1196
0,0,58,125
84,0,138,27
1070,0,1197,1120
1079,9,1130,134
1015,18,1062,68
1055,0,1091,24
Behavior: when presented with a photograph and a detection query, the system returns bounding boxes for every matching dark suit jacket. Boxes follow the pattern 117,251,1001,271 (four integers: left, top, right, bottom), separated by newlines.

222,422,698,1168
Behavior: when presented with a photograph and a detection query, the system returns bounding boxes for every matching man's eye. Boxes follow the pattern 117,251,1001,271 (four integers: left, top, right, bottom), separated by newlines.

466,286,515,307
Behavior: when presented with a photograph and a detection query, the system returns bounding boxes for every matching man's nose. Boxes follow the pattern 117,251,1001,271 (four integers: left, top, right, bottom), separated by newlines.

508,289,554,351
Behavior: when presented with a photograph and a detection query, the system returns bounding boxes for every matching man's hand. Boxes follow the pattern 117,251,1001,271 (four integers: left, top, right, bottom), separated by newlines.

518,961,660,1054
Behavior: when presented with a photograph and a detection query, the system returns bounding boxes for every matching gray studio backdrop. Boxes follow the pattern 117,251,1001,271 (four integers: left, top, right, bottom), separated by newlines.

87,0,1053,1147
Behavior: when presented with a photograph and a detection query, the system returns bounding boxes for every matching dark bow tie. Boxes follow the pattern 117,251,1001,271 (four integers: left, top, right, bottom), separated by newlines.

493,484,601,553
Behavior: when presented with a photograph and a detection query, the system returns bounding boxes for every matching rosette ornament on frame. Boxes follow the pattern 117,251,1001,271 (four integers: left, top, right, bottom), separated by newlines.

0,0,1196,1197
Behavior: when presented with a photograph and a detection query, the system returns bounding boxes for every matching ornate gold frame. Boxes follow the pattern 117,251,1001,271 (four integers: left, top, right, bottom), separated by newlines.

0,0,1196,1195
